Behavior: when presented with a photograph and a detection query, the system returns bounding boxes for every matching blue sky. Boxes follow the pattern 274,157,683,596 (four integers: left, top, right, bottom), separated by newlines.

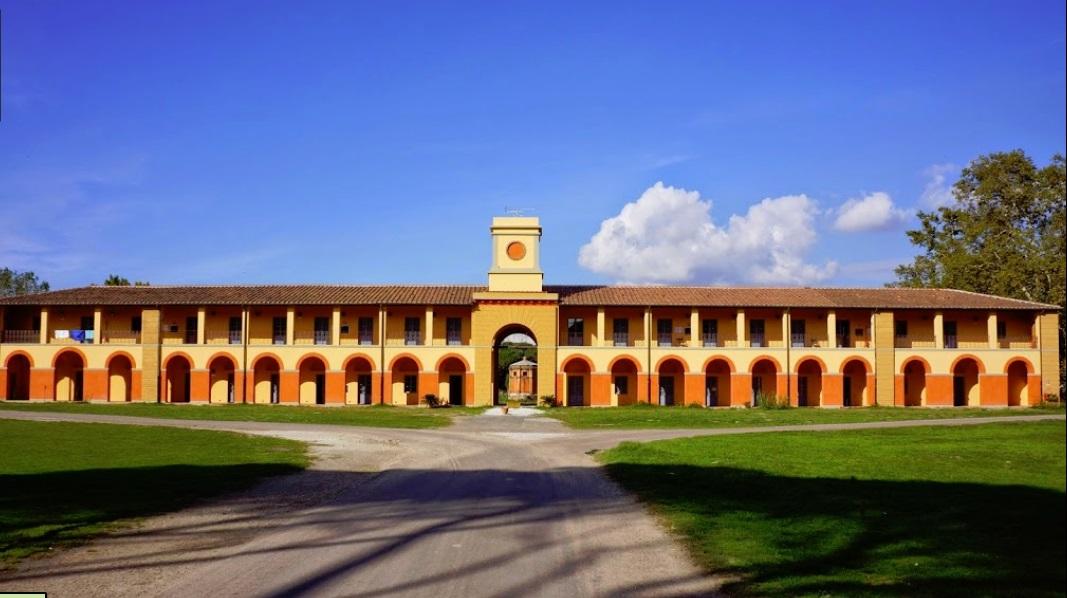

1,0,1064,289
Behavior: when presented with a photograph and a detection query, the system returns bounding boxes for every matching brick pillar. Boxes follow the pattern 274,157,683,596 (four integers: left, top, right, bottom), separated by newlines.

873,311,895,406
0,368,7,400
380,371,392,405
1038,313,1060,401
140,308,161,402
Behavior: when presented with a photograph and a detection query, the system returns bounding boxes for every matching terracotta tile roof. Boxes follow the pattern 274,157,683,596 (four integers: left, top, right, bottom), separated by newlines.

0,285,484,306
0,284,1054,310
551,286,1056,310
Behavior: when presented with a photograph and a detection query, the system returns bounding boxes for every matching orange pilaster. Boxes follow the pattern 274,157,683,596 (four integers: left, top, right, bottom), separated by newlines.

591,373,612,406
730,373,751,406
379,371,391,405
371,372,383,404
418,372,438,405
190,369,210,402
280,370,299,404
894,374,905,406
555,373,565,405
0,368,6,400
866,373,876,406
648,374,660,405
979,374,1007,407
926,374,953,406
465,372,476,406
129,370,143,401
1027,374,1042,405
325,370,345,404
244,370,256,404
776,374,789,400
30,368,52,400
633,373,648,404
83,368,108,401
231,371,243,404
684,374,704,406
821,374,843,407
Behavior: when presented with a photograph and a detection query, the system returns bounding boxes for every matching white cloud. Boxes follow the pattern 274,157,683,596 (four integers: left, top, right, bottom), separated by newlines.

578,182,837,285
920,163,957,208
832,192,911,232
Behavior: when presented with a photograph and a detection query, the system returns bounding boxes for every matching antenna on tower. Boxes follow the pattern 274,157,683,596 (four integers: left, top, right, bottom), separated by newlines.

504,206,535,216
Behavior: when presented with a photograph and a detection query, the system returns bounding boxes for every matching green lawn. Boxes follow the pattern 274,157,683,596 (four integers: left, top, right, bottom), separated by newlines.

0,402,487,429
600,421,1066,596
0,419,308,565
547,403,1064,429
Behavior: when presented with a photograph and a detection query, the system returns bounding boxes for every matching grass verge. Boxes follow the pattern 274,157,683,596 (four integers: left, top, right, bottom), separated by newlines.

0,419,308,565
599,421,1066,595
546,402,1064,429
0,402,487,429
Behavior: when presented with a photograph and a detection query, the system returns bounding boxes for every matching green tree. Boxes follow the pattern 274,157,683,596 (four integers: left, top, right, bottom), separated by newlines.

103,275,149,286
0,268,50,297
893,150,1066,394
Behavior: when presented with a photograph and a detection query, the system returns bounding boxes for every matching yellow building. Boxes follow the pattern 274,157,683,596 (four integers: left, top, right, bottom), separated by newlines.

0,216,1060,408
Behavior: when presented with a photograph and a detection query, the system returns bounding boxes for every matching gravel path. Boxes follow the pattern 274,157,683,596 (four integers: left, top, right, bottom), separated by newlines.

1,409,1061,597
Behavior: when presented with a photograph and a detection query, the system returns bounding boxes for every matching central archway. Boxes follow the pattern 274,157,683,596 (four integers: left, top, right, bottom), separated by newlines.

492,324,538,405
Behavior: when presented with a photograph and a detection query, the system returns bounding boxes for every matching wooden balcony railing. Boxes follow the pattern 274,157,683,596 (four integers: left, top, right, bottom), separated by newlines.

1,330,39,343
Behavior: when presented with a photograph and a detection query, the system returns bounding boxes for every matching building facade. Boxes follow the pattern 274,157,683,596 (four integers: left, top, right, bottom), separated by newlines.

0,216,1060,408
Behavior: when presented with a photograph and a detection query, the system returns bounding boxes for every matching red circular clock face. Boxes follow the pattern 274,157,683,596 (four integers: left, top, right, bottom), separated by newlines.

506,241,526,260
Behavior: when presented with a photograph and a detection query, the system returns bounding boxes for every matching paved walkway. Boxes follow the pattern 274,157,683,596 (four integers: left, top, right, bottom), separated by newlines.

0,410,1061,598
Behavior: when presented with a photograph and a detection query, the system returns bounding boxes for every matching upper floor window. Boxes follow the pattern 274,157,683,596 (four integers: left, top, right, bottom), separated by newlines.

272,316,286,345
836,320,850,347
894,320,908,338
657,319,672,346
749,319,765,348
702,319,718,347
613,318,629,346
313,316,330,345
944,321,958,349
446,317,462,345
996,321,1007,339
131,316,142,332
567,318,584,346
791,319,806,347
404,317,421,345
228,316,242,344
358,317,374,345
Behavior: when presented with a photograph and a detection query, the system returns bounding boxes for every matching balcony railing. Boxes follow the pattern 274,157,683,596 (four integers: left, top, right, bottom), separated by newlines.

205,329,243,345
791,333,806,347
102,329,141,344
404,332,421,345
613,333,629,347
2,330,39,343
750,333,766,348
295,330,331,345
566,335,584,346
702,334,718,347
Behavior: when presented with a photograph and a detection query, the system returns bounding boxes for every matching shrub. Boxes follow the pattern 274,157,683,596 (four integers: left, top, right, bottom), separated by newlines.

754,392,791,409
423,394,445,408
539,395,556,408
519,394,538,407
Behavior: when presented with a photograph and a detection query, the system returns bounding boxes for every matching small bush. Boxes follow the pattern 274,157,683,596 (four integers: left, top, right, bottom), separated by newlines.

519,394,538,407
754,392,791,409
539,395,557,408
423,394,446,408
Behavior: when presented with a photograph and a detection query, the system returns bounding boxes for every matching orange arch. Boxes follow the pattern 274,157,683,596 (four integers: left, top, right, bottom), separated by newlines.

342,353,376,371
748,354,782,373
206,351,239,369
389,353,423,372
296,352,330,371
608,355,643,373
838,355,873,374
435,353,471,372
949,354,986,375
561,354,595,372
250,352,283,370
1003,356,1034,375
701,355,736,373
52,347,88,368
105,350,138,369
654,355,688,372
899,355,931,374
4,350,35,368
162,351,194,370
793,355,828,374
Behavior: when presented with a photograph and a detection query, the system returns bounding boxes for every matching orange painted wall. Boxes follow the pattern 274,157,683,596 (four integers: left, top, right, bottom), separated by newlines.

591,373,611,406
926,374,953,406
190,370,210,403
636,373,650,404
1027,374,1042,405
979,374,1007,407
730,373,752,406
684,374,704,406
418,372,437,405
280,370,299,404
84,368,107,401
325,370,345,404
30,368,53,400
822,373,843,407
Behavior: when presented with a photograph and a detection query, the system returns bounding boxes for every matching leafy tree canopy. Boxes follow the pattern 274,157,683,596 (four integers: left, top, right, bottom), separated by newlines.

103,274,149,286
894,150,1066,393
0,268,50,297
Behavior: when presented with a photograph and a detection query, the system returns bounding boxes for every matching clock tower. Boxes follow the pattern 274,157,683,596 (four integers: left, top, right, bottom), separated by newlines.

487,216,544,293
